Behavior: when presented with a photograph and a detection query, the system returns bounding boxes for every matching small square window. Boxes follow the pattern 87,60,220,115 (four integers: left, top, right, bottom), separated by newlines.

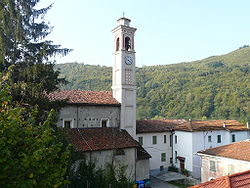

209,160,216,172
138,136,143,145
208,136,212,142
231,134,236,142
152,136,157,145
115,149,125,155
63,120,72,128
164,135,167,143
101,119,109,127
161,153,166,162
217,135,221,143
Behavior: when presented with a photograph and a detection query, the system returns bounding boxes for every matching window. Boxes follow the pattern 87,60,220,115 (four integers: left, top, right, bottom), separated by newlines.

170,135,173,147
208,135,212,142
63,119,73,128
175,151,178,163
231,134,236,142
125,37,131,51
209,160,216,172
138,136,143,145
101,119,109,127
152,136,157,145
115,149,125,155
217,135,221,143
164,135,167,144
161,153,166,162
175,135,178,144
125,69,132,85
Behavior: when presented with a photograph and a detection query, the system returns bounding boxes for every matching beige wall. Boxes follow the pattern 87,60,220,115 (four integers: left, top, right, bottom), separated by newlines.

136,159,150,180
200,154,250,182
83,148,136,181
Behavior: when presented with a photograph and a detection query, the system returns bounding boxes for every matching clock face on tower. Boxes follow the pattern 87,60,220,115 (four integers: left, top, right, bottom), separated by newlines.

124,56,133,65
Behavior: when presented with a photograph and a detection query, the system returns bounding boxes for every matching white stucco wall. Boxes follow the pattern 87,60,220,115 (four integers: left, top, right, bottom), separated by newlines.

200,154,250,182
83,148,136,181
57,105,120,128
137,132,172,170
174,130,250,179
173,131,193,173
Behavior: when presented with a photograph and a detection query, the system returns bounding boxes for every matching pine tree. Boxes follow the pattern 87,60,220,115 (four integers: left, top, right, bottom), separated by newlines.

0,0,71,111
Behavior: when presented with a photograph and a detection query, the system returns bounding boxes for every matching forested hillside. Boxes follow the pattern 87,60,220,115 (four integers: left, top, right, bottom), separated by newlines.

56,47,250,122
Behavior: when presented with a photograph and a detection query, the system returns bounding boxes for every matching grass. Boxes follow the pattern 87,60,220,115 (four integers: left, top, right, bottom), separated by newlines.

169,181,189,188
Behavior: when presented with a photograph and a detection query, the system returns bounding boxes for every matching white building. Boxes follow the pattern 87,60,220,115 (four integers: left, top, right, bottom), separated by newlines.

172,120,250,179
48,17,151,181
136,119,185,171
197,140,250,183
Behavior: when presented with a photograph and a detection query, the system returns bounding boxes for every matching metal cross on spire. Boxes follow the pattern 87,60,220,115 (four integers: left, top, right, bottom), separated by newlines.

123,12,125,18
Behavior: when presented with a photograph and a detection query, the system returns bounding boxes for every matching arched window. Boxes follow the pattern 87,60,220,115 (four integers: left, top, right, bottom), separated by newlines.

116,37,120,51
125,37,131,51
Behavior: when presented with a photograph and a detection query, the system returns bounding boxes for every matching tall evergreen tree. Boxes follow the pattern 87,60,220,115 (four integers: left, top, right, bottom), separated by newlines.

0,0,71,111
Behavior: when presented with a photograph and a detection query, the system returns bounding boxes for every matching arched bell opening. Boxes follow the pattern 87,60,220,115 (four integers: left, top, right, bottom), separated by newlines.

125,37,131,51
116,37,120,51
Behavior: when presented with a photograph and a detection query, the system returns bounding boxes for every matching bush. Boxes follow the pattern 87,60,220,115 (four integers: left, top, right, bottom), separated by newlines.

168,165,178,172
68,159,133,188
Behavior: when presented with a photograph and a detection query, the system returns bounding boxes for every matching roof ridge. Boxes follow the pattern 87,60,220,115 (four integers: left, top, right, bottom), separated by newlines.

198,139,250,154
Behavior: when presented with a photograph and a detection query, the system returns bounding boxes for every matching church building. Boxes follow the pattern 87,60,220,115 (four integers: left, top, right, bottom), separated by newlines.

48,17,150,181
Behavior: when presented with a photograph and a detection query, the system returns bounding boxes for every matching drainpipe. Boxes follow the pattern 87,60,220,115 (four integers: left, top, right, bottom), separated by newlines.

203,131,208,150
171,129,174,166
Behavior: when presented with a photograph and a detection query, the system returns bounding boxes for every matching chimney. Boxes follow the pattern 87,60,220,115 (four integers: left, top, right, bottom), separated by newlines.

223,122,226,128
188,119,193,131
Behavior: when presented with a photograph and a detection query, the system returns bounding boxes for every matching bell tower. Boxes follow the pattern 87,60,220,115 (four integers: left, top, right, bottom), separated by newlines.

112,17,137,138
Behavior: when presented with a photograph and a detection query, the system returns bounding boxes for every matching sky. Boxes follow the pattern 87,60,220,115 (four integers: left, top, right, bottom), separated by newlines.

39,0,250,67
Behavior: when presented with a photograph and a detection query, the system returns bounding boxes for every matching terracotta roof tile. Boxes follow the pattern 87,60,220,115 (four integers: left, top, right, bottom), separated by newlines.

189,176,230,188
175,120,248,132
69,128,138,152
198,140,250,161
136,119,186,133
47,90,119,105
189,169,250,188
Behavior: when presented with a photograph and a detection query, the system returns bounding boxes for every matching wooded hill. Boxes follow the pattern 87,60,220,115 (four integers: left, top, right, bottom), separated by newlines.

55,47,250,122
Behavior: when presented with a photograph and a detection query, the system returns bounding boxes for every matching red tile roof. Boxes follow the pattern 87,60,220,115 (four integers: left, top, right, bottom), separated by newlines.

136,119,186,133
174,120,248,132
69,128,138,152
189,169,250,188
47,90,120,105
198,140,250,162
136,120,247,133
